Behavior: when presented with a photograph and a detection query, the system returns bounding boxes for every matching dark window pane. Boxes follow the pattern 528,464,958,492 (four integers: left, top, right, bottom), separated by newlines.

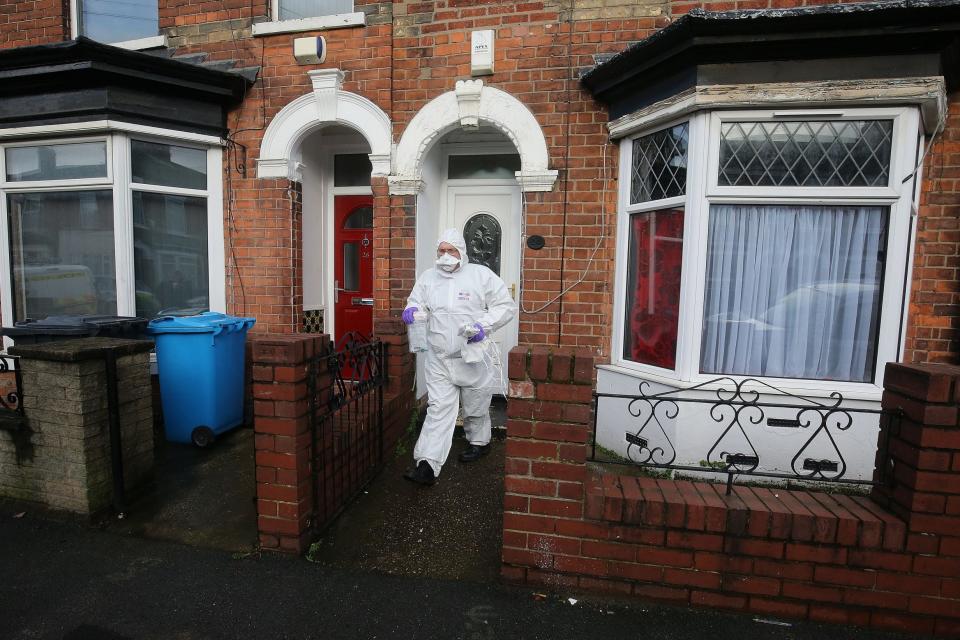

80,0,157,42
343,242,359,291
448,154,521,180
623,208,684,368
8,191,116,321
631,123,688,204
133,192,208,317
132,140,207,190
343,205,373,229
6,142,107,181
463,213,501,274
333,154,372,187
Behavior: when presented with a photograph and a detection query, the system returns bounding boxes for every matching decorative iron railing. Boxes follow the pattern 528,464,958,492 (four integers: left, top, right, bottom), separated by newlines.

329,332,386,408
0,356,23,417
591,377,899,494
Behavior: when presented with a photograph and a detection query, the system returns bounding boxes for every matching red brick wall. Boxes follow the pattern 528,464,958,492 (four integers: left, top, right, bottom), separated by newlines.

904,94,960,365
389,1,650,351
159,0,265,29
212,4,393,334
502,348,960,637
0,1,957,363
0,0,68,48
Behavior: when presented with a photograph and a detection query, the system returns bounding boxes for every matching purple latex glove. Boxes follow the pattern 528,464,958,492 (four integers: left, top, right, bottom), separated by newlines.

402,307,418,325
467,322,485,343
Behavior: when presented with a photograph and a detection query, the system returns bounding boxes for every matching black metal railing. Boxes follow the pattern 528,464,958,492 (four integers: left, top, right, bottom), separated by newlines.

591,377,900,495
306,334,386,532
0,356,23,417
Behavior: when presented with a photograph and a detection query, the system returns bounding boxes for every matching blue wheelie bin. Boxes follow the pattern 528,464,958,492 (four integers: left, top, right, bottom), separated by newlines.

147,312,255,447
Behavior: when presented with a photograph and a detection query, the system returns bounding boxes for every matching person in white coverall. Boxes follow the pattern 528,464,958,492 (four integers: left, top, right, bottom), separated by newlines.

401,228,517,486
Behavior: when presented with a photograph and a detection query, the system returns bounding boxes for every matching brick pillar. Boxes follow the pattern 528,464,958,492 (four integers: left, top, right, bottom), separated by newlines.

501,345,595,584
375,317,410,395
251,334,331,554
0,338,154,516
873,363,960,565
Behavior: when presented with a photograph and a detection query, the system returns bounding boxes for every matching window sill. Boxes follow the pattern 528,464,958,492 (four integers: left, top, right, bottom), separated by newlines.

252,12,365,36
109,35,168,51
596,363,884,403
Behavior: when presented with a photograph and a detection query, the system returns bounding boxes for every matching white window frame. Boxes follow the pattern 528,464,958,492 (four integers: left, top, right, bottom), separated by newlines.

611,106,922,396
252,0,364,36
0,131,225,333
70,1,167,50
0,136,114,187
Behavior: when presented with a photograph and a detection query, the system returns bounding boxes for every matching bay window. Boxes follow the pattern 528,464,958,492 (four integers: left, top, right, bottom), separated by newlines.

615,107,920,390
0,134,223,326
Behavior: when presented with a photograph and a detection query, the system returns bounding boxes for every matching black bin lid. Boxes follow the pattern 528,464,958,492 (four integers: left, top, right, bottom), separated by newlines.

2,315,148,336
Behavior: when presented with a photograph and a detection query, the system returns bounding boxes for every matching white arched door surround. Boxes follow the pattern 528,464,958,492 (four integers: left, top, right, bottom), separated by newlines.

257,69,392,181
388,79,559,195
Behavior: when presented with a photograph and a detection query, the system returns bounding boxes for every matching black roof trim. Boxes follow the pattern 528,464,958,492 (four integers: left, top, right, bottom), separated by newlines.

0,37,252,102
582,0,960,102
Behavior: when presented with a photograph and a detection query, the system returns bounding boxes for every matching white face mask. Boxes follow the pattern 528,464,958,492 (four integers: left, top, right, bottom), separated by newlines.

435,253,461,273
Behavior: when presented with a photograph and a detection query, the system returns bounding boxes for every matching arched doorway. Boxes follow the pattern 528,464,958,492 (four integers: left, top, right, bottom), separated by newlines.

257,69,390,344
389,80,558,392
425,126,522,361
300,129,374,343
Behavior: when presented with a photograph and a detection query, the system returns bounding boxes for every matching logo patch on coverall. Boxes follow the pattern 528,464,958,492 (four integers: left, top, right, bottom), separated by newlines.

457,291,471,301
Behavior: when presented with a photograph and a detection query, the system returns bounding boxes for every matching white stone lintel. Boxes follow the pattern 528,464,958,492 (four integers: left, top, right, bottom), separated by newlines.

515,169,559,192
387,175,424,195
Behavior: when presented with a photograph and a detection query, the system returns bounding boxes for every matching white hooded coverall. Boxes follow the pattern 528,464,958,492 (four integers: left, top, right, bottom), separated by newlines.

407,229,517,477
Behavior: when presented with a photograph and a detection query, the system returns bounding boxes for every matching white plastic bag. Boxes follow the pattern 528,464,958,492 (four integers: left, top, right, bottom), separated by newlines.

408,311,429,353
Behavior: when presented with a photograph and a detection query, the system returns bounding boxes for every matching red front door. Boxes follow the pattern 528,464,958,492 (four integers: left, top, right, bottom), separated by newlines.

333,195,374,345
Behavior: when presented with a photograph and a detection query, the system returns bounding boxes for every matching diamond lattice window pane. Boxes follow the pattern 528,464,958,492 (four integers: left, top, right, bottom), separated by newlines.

719,120,893,188
631,123,689,204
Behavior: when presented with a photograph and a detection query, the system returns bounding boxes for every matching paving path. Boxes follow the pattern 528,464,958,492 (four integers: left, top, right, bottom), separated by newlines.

308,407,507,582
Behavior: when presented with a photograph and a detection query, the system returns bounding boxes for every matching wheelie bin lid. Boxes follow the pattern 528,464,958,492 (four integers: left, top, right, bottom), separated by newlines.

0,315,97,338
146,312,255,334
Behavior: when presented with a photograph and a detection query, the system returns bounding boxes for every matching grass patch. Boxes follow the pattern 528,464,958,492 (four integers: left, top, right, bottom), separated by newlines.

394,406,423,458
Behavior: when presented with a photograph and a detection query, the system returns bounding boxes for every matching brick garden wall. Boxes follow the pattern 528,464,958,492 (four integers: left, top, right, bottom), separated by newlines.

0,339,155,516
502,347,960,637
250,333,413,553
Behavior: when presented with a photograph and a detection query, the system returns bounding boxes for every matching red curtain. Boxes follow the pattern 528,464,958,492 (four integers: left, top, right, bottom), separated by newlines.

624,209,684,369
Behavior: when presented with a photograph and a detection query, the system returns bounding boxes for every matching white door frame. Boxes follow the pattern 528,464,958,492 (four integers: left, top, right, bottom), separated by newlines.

301,137,372,339
440,163,521,359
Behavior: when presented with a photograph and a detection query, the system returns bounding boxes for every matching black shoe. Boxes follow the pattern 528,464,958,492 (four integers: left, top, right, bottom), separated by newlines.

403,460,436,486
458,443,491,463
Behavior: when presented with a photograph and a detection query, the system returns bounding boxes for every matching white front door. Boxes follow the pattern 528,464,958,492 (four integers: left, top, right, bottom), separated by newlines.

443,184,521,361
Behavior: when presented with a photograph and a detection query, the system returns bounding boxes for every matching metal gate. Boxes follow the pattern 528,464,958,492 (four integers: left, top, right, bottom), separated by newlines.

306,333,386,533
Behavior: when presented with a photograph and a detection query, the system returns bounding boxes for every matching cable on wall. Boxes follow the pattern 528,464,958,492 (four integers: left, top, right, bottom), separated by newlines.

517,0,609,341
